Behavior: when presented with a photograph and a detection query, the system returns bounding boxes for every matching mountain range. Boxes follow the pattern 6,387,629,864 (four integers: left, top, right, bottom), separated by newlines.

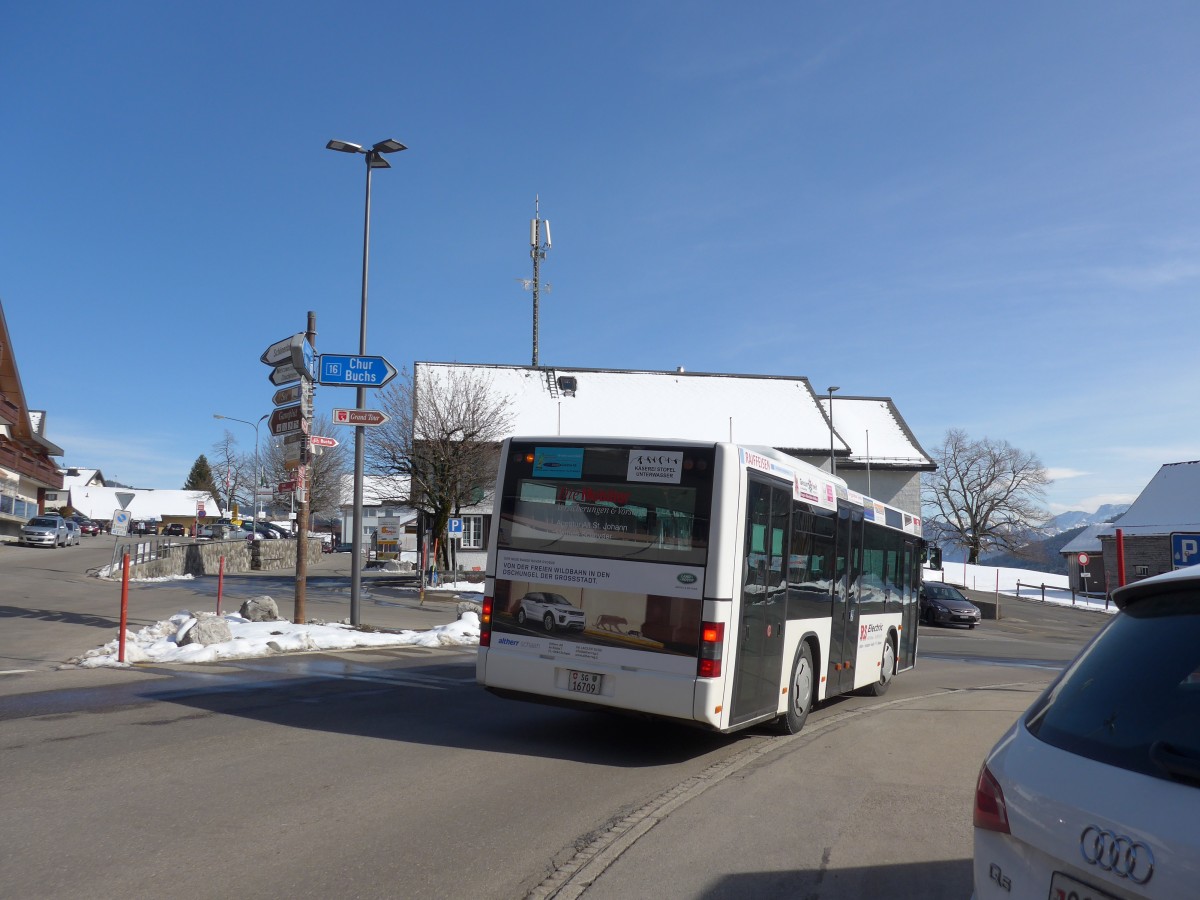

1042,504,1130,535
929,505,1130,575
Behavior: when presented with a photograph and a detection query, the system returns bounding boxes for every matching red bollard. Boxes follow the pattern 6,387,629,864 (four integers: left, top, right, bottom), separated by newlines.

118,553,130,663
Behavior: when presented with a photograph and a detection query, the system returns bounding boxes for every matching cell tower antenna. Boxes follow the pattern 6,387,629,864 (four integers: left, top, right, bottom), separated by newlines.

520,195,552,367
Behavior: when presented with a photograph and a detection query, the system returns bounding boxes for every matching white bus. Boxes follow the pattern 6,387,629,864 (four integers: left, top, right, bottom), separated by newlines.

476,437,923,733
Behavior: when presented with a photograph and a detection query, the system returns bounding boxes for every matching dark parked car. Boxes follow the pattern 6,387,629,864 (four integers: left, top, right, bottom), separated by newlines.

163,523,186,536
919,582,981,628
246,522,285,540
73,516,100,536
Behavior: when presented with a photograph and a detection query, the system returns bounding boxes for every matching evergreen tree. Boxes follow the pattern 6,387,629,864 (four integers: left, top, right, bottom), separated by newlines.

184,454,220,499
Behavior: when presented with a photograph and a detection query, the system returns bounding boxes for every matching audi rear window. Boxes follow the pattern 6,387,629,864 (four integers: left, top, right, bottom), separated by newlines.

1025,589,1200,787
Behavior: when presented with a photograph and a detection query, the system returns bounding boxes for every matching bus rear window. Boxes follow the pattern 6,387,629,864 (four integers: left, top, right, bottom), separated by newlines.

497,443,714,566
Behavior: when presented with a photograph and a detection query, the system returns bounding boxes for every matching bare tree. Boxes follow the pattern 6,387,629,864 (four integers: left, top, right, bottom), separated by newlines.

367,366,513,567
209,431,254,517
260,415,351,530
922,428,1052,564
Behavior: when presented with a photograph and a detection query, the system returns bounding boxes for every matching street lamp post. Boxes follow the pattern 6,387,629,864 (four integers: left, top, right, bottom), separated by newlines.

826,386,840,476
326,137,406,626
213,413,269,521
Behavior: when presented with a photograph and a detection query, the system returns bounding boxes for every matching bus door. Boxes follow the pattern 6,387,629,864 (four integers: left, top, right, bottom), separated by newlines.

898,538,921,669
730,476,791,725
828,502,863,695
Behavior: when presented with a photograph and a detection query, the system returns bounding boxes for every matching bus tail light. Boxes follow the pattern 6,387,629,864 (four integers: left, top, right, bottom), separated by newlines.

697,621,724,678
480,595,493,647
973,763,1009,834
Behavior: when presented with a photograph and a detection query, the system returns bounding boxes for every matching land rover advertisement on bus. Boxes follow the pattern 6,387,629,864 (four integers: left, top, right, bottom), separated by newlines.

486,442,713,676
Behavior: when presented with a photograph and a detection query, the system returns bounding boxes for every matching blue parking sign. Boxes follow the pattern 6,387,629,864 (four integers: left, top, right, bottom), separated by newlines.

1172,532,1200,569
447,517,464,538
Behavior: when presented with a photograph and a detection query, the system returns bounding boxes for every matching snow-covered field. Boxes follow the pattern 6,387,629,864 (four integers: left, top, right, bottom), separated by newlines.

925,561,1116,613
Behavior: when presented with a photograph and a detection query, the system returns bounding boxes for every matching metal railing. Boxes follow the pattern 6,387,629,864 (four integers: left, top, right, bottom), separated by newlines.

1014,580,1110,609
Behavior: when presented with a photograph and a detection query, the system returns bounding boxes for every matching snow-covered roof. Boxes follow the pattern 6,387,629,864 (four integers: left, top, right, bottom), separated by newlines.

1095,460,1200,537
414,363,931,464
68,485,221,521
1059,524,1111,554
59,467,104,489
336,474,411,508
819,396,933,466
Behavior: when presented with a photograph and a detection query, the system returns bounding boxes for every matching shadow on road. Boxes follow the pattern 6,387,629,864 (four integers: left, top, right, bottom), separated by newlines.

139,658,749,767
0,605,121,629
701,859,973,899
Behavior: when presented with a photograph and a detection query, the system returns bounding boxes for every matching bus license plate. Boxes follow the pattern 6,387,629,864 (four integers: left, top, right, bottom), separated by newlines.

568,670,602,695
1048,872,1120,900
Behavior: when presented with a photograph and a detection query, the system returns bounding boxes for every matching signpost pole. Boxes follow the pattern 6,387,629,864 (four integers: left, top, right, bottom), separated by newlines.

294,311,315,625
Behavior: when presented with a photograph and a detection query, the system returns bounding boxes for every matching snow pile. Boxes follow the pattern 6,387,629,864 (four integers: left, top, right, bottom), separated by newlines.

68,609,480,669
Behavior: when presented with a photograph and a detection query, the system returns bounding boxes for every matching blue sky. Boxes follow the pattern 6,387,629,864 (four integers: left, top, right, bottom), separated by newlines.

4,2,1198,514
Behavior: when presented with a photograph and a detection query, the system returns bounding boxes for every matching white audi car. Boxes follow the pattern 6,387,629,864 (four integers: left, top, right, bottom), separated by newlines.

973,565,1200,899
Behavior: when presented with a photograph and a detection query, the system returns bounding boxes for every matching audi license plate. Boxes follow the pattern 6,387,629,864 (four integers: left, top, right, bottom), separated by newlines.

1048,872,1120,900
568,670,602,695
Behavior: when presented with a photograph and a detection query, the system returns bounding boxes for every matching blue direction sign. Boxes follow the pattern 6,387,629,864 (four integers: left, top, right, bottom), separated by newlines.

317,354,397,388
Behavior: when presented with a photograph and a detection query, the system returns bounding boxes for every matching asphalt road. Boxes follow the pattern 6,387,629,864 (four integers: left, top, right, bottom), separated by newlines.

0,540,1113,899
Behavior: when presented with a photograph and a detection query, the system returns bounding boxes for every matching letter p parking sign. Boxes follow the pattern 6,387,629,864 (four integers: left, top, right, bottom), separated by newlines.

1172,533,1200,569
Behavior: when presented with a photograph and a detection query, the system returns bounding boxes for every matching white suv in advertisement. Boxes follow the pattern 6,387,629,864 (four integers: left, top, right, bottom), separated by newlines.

973,565,1200,899
516,592,587,633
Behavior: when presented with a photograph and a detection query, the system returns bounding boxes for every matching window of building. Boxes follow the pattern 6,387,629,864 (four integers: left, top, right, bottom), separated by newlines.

463,515,485,550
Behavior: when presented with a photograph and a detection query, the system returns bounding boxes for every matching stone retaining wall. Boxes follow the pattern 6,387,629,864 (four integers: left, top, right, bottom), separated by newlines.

116,538,324,579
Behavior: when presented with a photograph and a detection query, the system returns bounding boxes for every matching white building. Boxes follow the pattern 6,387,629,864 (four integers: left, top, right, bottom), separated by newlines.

410,362,935,573
336,474,418,554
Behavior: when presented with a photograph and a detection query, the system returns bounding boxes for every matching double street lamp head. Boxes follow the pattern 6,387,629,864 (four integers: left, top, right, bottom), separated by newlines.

326,137,407,169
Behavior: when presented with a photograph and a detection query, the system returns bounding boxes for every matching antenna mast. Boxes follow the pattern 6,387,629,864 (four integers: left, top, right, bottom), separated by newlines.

526,196,551,366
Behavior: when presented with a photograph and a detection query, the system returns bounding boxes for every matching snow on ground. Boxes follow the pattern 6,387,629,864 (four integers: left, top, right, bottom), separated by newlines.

71,561,1110,671
925,561,1118,614
71,574,487,669
69,611,481,669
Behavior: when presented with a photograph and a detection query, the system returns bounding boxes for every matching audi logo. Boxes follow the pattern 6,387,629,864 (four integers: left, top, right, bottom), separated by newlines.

1080,826,1154,885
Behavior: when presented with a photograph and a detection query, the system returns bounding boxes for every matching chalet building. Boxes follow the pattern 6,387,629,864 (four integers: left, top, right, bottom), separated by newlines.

0,298,64,542
1059,524,1113,594
1096,460,1200,589
407,362,936,572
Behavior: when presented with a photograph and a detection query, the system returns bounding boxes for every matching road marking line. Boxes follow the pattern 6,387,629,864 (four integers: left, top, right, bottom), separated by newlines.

0,669,36,676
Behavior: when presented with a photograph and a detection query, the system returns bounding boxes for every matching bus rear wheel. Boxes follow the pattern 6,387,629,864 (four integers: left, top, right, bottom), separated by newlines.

778,643,814,734
864,637,895,697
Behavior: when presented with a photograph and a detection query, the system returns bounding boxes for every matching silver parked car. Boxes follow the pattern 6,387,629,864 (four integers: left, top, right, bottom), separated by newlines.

22,515,69,548
62,520,81,546
972,565,1200,899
